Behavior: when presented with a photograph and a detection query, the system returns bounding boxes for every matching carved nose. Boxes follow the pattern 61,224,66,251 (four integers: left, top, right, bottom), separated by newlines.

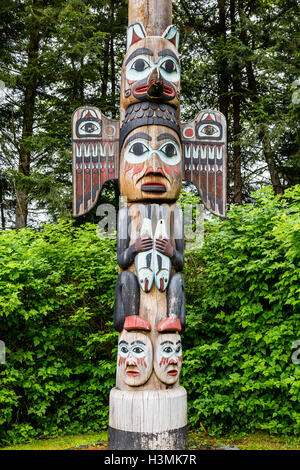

169,358,177,365
147,67,164,98
126,355,136,366
147,153,162,173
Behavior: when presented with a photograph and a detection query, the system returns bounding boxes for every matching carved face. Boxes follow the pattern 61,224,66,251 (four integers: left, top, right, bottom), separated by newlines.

121,24,180,119
154,333,182,385
117,331,153,387
119,125,182,202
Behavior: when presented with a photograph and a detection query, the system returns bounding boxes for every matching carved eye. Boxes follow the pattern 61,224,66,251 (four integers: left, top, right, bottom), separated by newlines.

175,345,182,355
159,57,180,82
161,143,177,158
162,346,173,355
78,121,101,135
120,346,129,355
161,59,176,74
132,346,144,355
203,125,217,135
130,142,148,156
132,58,149,72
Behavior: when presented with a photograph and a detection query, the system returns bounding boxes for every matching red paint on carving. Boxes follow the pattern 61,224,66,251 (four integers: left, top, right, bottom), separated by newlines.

135,84,149,95
173,165,179,175
163,84,175,97
163,163,173,177
118,356,126,367
184,128,194,138
131,30,142,46
125,162,133,173
137,358,147,368
216,169,223,202
159,357,169,368
157,318,182,332
132,162,145,176
124,316,151,331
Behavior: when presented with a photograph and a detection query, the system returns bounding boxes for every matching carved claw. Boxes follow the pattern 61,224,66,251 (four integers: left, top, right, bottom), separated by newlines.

124,315,151,332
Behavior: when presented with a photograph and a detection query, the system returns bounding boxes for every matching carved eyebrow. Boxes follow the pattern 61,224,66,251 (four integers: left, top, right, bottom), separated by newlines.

125,132,152,147
157,133,179,144
176,340,182,345
125,48,154,65
158,49,179,61
131,340,146,346
161,341,174,346
119,340,128,346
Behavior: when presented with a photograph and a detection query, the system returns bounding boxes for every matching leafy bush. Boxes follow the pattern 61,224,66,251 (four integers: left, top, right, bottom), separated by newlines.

0,186,299,444
0,222,118,444
182,185,300,435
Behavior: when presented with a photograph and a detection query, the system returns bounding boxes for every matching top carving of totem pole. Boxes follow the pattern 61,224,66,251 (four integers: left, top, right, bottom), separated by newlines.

72,0,227,450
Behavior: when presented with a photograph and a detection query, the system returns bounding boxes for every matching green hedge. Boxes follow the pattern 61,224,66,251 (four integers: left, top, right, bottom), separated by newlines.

0,186,299,444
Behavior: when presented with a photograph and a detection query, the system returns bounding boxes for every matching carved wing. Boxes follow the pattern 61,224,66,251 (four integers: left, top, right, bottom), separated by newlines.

181,110,227,218
72,107,119,217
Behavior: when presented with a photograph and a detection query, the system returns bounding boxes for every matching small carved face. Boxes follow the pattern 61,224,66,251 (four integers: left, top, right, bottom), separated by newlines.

119,125,182,202
121,24,180,116
117,331,153,387
154,333,182,385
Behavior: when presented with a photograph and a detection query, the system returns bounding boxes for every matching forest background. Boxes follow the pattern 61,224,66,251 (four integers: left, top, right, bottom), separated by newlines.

0,0,299,445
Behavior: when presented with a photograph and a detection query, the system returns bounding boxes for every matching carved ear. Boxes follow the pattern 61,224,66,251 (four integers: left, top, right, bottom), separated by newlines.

162,25,179,49
127,23,146,50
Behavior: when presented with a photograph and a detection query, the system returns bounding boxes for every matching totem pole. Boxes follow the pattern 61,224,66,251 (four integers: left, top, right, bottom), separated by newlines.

72,0,226,450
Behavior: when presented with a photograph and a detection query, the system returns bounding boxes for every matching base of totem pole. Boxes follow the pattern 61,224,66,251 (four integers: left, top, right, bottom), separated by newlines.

108,387,187,450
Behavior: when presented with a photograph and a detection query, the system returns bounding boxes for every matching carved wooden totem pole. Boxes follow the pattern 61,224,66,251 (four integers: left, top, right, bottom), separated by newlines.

72,0,227,450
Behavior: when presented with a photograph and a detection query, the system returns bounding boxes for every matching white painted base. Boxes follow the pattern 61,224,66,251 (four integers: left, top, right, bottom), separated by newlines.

109,386,187,450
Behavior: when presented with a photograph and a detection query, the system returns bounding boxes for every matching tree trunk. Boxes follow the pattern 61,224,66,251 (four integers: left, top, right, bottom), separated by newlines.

231,0,243,204
217,0,231,204
240,6,283,195
15,0,41,228
0,173,5,229
110,0,116,118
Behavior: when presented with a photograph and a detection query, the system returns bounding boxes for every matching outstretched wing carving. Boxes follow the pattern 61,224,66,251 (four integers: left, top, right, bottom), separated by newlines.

181,110,227,218
72,107,119,217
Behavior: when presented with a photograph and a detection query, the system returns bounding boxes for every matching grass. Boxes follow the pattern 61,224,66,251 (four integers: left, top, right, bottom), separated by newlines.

188,431,300,451
0,432,108,451
0,430,299,450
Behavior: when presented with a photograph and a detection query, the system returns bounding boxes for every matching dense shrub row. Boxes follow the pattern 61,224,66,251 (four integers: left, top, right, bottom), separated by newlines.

0,186,299,444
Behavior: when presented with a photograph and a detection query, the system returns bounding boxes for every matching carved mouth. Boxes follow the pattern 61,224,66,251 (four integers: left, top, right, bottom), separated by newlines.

134,83,175,98
134,84,148,95
163,84,175,97
167,369,178,376
126,370,140,376
141,182,167,192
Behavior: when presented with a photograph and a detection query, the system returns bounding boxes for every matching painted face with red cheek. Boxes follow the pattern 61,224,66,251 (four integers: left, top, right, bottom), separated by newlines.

117,331,153,387
154,333,182,385
119,125,182,202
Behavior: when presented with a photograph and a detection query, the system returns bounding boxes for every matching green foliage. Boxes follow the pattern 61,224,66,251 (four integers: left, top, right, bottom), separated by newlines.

182,185,300,435
0,187,299,444
0,222,118,444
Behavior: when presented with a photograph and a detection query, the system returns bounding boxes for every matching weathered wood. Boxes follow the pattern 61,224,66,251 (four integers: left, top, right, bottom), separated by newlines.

120,32,181,124
72,107,119,217
109,387,187,450
119,124,182,202
128,0,172,36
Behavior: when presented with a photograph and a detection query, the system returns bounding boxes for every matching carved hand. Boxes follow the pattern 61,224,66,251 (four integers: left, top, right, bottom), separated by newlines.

155,238,174,259
135,237,153,253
